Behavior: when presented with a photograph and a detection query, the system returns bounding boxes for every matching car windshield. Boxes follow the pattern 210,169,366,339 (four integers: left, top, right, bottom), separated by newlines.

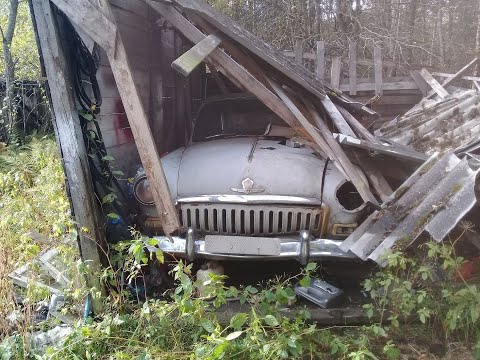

192,96,290,141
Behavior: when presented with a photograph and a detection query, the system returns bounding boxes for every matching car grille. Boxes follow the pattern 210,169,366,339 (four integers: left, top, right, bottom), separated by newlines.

179,203,325,236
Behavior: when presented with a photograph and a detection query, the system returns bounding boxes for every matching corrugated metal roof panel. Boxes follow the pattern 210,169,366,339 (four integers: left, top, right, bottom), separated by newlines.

376,90,480,155
340,152,479,265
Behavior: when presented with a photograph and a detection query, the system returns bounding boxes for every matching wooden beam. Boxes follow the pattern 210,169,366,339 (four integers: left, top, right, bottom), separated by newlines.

31,0,107,313
266,79,345,174
337,105,378,143
409,70,429,96
330,56,341,89
419,68,449,98
353,152,393,202
349,41,357,95
295,38,304,65
316,41,325,81
172,33,223,76
426,58,478,99
303,100,379,205
49,0,117,56
147,1,304,133
431,72,480,82
373,47,383,96
107,35,180,234
320,96,356,137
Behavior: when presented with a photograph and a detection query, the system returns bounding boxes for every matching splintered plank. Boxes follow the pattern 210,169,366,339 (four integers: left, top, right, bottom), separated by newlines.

172,33,223,76
320,96,356,137
336,105,378,143
419,68,449,98
409,70,429,96
426,58,478,99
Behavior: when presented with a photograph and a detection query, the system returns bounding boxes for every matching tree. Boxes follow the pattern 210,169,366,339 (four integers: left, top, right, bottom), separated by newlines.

0,0,19,143
0,0,41,143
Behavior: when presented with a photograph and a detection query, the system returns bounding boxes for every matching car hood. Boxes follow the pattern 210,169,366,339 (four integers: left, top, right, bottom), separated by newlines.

161,137,339,199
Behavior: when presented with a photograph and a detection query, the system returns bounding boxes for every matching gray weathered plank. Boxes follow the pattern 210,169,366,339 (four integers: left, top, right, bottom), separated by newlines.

320,96,356,137
419,68,449,98
31,0,107,312
349,41,357,95
295,38,304,65
316,41,325,81
426,58,478,99
409,70,429,96
336,105,378,143
374,47,383,96
303,100,379,205
172,33,223,76
330,56,341,89
49,0,117,56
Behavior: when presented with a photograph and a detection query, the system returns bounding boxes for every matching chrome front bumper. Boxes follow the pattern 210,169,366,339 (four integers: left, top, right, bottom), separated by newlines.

153,230,358,264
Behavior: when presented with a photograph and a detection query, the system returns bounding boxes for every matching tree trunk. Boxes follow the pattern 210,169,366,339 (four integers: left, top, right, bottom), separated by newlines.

1,0,19,144
406,0,419,64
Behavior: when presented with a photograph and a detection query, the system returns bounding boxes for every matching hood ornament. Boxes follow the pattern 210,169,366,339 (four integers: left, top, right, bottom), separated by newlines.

231,178,264,194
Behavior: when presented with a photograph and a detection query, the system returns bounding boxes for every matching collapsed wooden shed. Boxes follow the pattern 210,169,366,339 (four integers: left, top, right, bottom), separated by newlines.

30,0,466,311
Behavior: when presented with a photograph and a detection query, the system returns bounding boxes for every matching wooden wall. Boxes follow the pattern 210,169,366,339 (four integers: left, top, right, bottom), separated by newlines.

92,0,202,175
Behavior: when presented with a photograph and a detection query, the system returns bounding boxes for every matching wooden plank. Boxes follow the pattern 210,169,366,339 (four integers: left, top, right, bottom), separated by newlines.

474,81,480,91
337,106,378,143
338,80,419,92
164,0,327,100
409,70,429,96
426,58,478,99
419,68,449,98
432,72,480,82
303,100,379,205
282,50,398,68
353,152,393,201
320,96,356,137
49,0,117,56
147,1,304,134
330,56,341,89
105,32,180,234
316,41,325,81
295,38,304,65
172,33,223,76
374,47,383,96
31,0,107,313
349,41,357,95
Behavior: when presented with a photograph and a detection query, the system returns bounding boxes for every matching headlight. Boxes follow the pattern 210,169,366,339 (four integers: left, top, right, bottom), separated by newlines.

335,181,365,211
133,175,154,206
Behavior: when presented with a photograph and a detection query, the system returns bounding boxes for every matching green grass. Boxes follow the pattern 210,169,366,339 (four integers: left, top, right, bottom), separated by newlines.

0,136,73,337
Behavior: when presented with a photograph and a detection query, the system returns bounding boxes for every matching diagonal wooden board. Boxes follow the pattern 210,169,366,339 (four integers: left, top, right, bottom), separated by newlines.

172,33,223,76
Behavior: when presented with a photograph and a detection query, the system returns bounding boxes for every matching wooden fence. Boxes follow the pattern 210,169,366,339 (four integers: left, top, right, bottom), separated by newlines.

283,40,422,124
283,40,422,95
